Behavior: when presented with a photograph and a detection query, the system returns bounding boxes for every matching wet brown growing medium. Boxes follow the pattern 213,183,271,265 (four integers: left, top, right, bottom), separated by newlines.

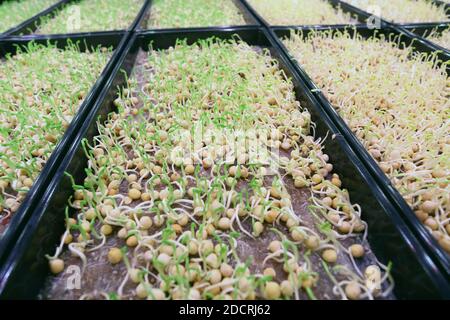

43,39,394,300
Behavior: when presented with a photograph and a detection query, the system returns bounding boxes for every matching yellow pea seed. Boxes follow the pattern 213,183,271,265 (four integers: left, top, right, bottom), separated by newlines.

268,240,282,253
311,174,323,184
217,217,231,230
338,221,351,234
220,263,234,277
185,164,195,174
291,228,305,242
63,233,73,245
253,221,264,237
424,217,438,230
438,237,450,253
345,281,361,300
322,249,338,263
136,283,147,299
280,280,293,297
141,192,151,201
331,177,342,187
263,267,276,278
139,216,153,230
305,236,319,250
172,223,183,234
421,200,437,214
23,178,33,187
264,210,279,223
108,247,122,264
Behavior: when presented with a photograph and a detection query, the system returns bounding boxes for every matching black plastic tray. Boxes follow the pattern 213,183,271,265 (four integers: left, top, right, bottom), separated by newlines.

272,25,450,278
238,0,381,28
9,0,151,37
1,0,70,37
0,31,129,265
136,0,260,31
400,22,450,55
0,27,448,299
335,0,450,27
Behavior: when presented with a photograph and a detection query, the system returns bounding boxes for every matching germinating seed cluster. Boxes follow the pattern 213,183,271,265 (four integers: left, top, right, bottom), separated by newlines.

0,0,56,33
37,0,144,34
283,31,450,253
0,43,110,233
426,28,450,49
47,39,393,300
344,0,448,23
247,0,354,25
148,0,246,28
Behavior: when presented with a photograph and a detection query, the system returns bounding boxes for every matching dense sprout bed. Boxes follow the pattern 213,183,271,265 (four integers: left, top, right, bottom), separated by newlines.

283,30,450,254
45,38,393,300
148,0,246,29
37,0,144,34
0,0,56,33
0,43,111,234
247,0,354,25
426,28,450,49
345,0,448,23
